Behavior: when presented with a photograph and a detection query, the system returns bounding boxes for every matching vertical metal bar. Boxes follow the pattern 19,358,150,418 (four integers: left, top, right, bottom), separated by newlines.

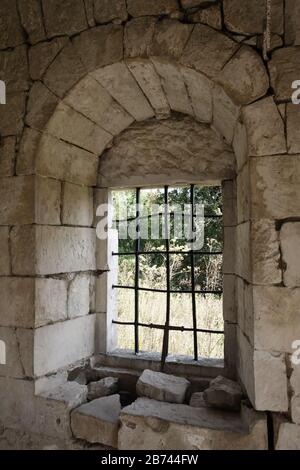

161,186,171,370
190,185,198,361
134,188,141,354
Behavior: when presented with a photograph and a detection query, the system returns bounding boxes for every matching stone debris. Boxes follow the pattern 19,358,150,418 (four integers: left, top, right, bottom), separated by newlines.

136,369,190,404
203,376,243,411
189,392,208,408
87,377,119,401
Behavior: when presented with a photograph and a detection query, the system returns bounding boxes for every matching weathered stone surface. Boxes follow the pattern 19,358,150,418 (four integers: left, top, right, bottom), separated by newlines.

37,134,99,186
0,137,15,176
150,19,193,59
0,92,26,136
243,98,286,157
29,37,68,81
190,392,208,408
68,274,90,319
217,46,269,106
0,227,10,275
0,0,24,49
73,25,123,73
0,176,34,225
68,366,88,385
94,0,127,24
35,278,68,327
39,381,87,408
237,161,250,223
71,394,121,447
64,75,133,136
34,315,96,375
16,128,41,175
0,278,35,328
251,219,281,285
250,155,300,218
223,0,283,35
181,24,239,78
42,0,88,38
127,59,170,119
181,67,212,123
46,102,112,154
36,176,61,225
99,117,235,187
0,46,29,92
233,122,248,171
0,327,33,378
87,377,119,401
287,104,300,154
119,398,268,450
285,0,300,45
203,376,242,411
136,369,190,404
181,0,215,7
62,182,93,227
124,17,156,58
276,423,300,449
92,62,154,121
213,85,240,144
188,5,222,30
26,82,59,131
269,47,300,101
280,223,300,287
18,0,46,44
152,59,193,116
127,0,179,17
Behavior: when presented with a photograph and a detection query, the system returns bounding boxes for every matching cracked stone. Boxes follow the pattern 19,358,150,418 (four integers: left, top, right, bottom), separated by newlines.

136,369,190,404
87,377,119,401
203,376,243,411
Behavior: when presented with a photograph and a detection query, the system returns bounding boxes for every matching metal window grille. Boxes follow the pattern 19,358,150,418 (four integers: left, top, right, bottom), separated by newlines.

111,185,224,369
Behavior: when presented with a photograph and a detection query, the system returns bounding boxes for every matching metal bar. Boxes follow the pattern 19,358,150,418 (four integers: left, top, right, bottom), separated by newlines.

112,250,223,256
161,186,171,369
113,213,222,224
112,320,224,335
112,284,223,294
134,188,141,354
190,185,198,361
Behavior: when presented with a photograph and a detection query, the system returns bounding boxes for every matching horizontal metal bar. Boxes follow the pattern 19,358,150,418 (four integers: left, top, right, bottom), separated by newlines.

112,285,222,294
113,213,222,224
112,320,224,335
112,250,223,256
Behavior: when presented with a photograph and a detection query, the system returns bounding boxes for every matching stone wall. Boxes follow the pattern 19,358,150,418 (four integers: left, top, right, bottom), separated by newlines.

0,0,300,449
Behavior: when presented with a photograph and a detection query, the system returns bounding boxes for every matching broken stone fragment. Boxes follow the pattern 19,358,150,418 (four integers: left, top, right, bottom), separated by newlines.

190,392,209,408
203,376,243,411
68,366,88,385
87,377,119,401
136,369,190,404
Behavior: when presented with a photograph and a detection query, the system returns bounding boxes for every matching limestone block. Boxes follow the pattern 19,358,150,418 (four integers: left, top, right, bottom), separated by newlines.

29,37,68,81
189,392,207,408
42,0,88,38
237,328,255,404
73,25,123,73
43,41,87,98
68,274,90,319
280,223,300,287
11,225,35,275
237,162,250,223
136,369,190,404
213,85,240,144
287,103,300,154
223,0,283,35
150,19,193,59
87,377,119,401
124,17,156,58
34,314,96,375
127,0,179,17
71,394,121,447
252,219,281,285
203,376,242,411
0,137,16,177
152,59,193,116
285,0,300,45
0,0,24,48
62,182,93,227
94,0,127,24
126,59,170,119
181,67,213,123
46,102,112,154
223,275,236,323
0,176,34,225
64,75,133,136
0,92,26,136
276,423,300,449
35,176,61,225
250,155,300,219
268,47,300,101
92,62,154,121
18,0,46,45
233,122,248,171
0,45,29,92
181,24,239,78
35,278,68,327
0,227,9,275
235,223,250,280
217,46,269,106
0,278,35,328
16,128,40,176
0,327,33,378
188,5,222,30
119,398,268,450
0,377,35,431
25,82,59,131
37,134,99,186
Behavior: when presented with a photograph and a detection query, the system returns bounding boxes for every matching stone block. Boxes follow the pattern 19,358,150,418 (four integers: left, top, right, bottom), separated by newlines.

237,162,250,223
0,0,24,48
29,37,68,81
16,128,41,175
11,225,35,275
285,0,300,45
35,176,61,225
0,327,33,378
42,0,88,38
203,376,242,411
26,82,59,131
127,0,179,17
0,227,10,275
34,314,96,376
0,137,16,177
213,85,240,144
150,19,193,59
92,62,154,121
181,0,212,7
71,394,121,447
189,392,207,408
269,47,300,101
87,377,119,401
223,226,237,275
0,176,35,225
280,222,300,287
35,278,68,327
287,103,300,154
233,122,248,171
181,67,213,123
124,17,156,58
188,5,222,30
18,0,46,45
242,97,286,156
62,182,93,227
251,219,281,285
136,369,190,404
94,0,127,24
65,75,133,136
0,45,29,93
0,277,35,328
223,275,236,323
276,423,300,450
68,274,90,319
0,92,26,136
